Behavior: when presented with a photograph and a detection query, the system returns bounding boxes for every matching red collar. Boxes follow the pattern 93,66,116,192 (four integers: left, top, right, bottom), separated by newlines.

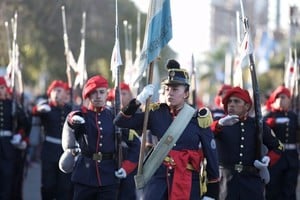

170,106,183,118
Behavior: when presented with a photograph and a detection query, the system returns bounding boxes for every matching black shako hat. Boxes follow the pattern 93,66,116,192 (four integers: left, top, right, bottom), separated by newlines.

163,59,190,86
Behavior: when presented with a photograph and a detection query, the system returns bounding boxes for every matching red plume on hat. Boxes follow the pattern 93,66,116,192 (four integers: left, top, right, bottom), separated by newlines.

265,86,291,110
46,80,67,96
222,86,252,113
82,75,108,99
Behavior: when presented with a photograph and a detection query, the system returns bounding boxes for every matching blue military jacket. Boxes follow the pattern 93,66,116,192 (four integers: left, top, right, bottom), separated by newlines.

263,110,298,144
0,99,30,159
215,117,282,166
115,103,219,182
68,107,140,187
36,102,73,162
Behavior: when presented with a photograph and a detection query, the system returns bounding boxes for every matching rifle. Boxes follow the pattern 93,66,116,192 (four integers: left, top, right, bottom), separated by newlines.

239,0,264,159
79,11,87,88
291,49,300,126
61,6,73,105
291,49,298,109
190,54,197,108
73,11,87,102
9,12,19,124
114,68,122,168
113,0,123,168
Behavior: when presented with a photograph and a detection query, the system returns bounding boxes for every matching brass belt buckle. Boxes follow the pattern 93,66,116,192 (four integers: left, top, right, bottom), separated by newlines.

93,152,102,162
234,164,243,173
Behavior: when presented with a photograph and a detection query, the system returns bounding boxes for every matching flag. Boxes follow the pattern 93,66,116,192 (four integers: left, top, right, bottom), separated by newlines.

67,50,77,72
257,31,276,74
232,30,253,87
232,56,244,87
133,0,172,85
284,49,294,90
239,31,253,62
123,22,134,85
73,43,87,89
110,38,123,82
6,44,21,88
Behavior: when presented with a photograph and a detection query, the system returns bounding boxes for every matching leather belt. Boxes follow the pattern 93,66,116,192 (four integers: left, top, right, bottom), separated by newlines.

45,136,62,144
221,164,258,174
0,130,12,137
284,143,297,150
82,152,115,162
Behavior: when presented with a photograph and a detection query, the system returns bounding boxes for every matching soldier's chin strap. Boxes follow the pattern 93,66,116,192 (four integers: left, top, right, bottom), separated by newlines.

134,103,195,189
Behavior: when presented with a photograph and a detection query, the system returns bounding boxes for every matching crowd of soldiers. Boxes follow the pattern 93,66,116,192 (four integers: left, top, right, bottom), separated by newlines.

0,58,299,200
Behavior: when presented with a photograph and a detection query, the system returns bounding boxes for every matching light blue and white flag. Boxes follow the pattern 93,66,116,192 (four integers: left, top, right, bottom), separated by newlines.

133,0,172,86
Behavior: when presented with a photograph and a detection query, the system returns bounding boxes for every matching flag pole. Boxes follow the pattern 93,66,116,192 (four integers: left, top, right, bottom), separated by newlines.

133,0,172,187
137,61,154,176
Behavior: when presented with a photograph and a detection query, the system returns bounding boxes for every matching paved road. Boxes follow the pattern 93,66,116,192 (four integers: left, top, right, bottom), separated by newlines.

23,162,41,200
23,162,300,200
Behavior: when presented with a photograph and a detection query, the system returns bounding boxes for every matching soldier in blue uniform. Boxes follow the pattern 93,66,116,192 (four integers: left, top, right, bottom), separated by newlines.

59,75,140,200
263,86,299,200
211,84,232,120
0,76,31,200
211,86,284,200
115,82,141,200
114,59,220,200
32,80,73,200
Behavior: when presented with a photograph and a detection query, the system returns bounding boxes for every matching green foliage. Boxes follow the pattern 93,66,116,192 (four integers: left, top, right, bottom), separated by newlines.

0,0,145,94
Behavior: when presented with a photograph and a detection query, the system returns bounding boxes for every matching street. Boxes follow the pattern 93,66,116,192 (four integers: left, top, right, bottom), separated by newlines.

23,163,41,200
23,162,300,200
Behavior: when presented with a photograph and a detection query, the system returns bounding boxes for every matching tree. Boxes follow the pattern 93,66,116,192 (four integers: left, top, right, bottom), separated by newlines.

0,0,147,94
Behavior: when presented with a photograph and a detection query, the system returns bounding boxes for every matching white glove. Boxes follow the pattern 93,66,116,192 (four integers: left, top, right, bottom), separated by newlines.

66,147,81,156
254,156,270,184
115,168,127,179
218,115,239,126
136,84,154,104
37,104,51,112
11,134,27,150
59,151,76,173
202,196,215,200
71,115,85,124
16,141,27,150
11,134,22,144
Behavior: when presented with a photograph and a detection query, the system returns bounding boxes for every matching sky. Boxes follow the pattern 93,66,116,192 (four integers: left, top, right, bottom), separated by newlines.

130,0,210,64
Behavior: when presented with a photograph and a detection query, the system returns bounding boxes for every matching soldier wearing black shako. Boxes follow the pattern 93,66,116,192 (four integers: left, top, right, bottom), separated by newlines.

114,59,220,200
